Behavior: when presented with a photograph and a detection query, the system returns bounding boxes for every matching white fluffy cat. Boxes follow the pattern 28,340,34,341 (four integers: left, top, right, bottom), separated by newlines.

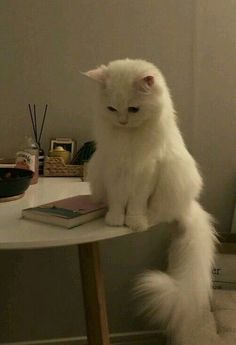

84,59,217,345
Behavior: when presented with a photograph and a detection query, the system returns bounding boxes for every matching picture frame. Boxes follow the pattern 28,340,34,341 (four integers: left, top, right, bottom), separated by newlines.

50,138,76,160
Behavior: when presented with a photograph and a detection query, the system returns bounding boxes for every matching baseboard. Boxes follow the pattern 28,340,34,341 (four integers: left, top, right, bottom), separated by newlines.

1,330,166,345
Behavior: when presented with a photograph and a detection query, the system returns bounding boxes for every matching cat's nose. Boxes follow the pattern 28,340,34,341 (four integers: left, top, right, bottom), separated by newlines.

118,114,128,125
119,120,128,125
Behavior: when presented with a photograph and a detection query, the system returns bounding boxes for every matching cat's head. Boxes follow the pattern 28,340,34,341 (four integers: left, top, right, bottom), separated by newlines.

83,59,169,128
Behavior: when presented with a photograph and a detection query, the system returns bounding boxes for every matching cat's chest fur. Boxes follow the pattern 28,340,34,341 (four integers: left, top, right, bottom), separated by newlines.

98,125,163,180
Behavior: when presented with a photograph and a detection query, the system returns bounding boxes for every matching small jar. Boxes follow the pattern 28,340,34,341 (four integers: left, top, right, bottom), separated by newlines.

48,146,70,164
15,137,39,184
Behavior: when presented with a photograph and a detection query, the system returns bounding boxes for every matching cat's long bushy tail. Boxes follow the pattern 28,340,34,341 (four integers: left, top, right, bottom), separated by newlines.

135,200,217,345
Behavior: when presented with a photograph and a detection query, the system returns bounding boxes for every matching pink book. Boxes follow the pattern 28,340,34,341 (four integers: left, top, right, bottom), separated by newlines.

22,195,107,228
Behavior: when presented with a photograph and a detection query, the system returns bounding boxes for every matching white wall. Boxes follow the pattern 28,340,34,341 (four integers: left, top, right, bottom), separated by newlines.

0,0,235,342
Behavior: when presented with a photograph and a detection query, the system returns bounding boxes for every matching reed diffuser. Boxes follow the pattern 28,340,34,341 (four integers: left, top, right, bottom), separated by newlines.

28,104,48,175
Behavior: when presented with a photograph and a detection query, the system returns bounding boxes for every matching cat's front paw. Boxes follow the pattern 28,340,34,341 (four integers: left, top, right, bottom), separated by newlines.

105,211,125,227
125,215,149,232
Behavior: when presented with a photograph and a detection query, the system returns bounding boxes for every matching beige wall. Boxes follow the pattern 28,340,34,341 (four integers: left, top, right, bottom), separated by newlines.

193,0,236,234
0,0,195,155
0,0,235,343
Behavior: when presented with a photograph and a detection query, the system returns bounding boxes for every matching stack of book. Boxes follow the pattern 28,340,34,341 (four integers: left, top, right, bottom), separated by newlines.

22,195,106,229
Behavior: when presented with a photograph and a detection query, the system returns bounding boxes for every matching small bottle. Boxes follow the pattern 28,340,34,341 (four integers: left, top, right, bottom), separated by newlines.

38,147,45,175
15,137,39,184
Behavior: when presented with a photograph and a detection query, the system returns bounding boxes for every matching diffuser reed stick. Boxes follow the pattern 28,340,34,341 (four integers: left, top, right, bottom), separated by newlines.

28,103,48,147
38,104,48,144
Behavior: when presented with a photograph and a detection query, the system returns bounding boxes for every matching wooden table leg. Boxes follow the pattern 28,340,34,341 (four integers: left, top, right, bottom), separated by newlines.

78,242,110,345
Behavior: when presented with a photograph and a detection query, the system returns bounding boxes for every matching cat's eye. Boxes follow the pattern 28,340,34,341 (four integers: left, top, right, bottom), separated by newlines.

107,106,117,112
128,107,139,113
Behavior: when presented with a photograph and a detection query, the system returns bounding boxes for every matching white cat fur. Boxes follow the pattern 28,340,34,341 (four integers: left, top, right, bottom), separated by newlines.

84,59,217,345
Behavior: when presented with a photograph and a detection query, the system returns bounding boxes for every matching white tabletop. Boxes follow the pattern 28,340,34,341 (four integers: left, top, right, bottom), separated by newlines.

0,177,133,250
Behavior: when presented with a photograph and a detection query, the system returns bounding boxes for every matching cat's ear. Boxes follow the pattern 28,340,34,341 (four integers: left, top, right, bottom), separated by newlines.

82,65,108,85
135,75,155,93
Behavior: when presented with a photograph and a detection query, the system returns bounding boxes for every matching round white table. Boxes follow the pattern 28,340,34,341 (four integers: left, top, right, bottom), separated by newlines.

0,177,135,345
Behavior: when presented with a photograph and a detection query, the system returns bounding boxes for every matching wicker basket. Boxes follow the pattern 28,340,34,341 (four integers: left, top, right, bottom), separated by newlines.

43,156,84,177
